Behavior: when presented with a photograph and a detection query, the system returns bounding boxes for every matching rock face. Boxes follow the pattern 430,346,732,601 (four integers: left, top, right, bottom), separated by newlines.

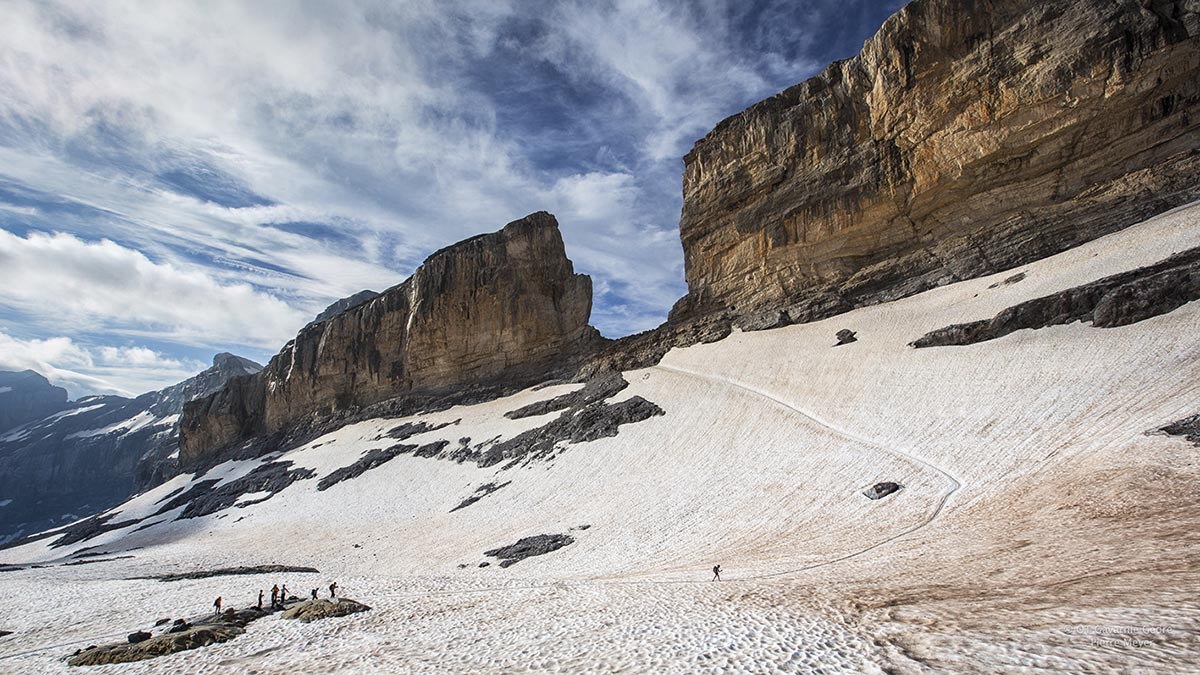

676,0,1200,324
0,370,68,432
0,354,262,545
181,212,599,467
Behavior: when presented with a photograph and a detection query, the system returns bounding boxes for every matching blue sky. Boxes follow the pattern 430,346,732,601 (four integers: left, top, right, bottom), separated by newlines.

0,0,905,398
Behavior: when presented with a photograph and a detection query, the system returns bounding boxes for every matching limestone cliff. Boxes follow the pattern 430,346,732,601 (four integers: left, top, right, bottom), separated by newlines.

180,212,598,466
676,0,1200,324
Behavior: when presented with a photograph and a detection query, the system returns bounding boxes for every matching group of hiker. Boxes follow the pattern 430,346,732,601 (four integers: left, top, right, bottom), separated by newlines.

214,581,340,616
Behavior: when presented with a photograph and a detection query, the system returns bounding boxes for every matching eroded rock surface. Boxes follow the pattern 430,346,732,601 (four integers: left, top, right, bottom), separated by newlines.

676,0,1200,325
68,624,243,666
182,212,599,467
141,564,320,582
484,534,574,567
317,440,448,491
1159,414,1200,447
280,598,371,623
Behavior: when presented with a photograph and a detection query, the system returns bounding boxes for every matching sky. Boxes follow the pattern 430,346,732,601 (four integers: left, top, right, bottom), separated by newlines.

0,0,906,398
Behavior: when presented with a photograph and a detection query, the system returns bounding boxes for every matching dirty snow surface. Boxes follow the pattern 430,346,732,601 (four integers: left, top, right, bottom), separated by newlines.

2,203,1200,674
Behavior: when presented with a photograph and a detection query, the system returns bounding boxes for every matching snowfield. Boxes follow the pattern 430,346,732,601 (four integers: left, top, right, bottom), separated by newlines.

1,203,1199,673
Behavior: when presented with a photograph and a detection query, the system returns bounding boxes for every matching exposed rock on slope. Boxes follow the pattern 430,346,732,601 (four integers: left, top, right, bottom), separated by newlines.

911,245,1200,347
676,0,1200,325
0,354,262,544
0,371,68,432
181,212,599,467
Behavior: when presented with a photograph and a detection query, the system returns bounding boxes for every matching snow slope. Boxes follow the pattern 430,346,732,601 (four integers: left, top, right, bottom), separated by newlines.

1,202,1198,673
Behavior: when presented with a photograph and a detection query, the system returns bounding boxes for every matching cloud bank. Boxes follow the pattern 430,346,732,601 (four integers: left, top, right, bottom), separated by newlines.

0,0,904,396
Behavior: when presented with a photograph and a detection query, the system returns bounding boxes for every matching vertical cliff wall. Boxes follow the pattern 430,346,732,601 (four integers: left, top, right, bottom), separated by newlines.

180,212,598,466
677,0,1200,322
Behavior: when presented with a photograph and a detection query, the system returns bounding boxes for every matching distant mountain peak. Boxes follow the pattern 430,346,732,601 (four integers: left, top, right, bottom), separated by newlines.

308,290,380,327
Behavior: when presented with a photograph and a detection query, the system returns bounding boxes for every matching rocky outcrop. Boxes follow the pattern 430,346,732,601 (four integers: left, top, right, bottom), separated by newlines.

484,533,575,567
0,355,261,545
912,246,1200,347
0,370,68,432
68,623,244,666
676,0,1200,325
181,212,599,467
280,598,371,623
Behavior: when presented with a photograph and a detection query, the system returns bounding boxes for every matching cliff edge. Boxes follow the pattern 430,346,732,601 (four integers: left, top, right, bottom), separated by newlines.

180,212,599,466
676,0,1199,324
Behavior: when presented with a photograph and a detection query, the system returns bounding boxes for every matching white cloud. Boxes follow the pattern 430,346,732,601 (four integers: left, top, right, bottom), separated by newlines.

0,331,208,397
0,230,308,348
0,0,837,356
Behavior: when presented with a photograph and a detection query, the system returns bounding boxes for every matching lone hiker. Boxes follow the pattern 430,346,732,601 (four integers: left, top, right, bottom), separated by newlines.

271,584,280,606
329,582,338,598
712,565,721,581
311,589,318,600
213,596,222,616
257,590,264,609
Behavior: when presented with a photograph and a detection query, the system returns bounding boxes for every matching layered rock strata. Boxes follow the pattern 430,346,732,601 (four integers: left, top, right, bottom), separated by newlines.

181,212,599,466
676,0,1200,324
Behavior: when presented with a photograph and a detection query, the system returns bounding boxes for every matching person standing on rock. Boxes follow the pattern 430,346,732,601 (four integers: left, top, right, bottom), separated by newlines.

257,590,264,609
329,582,338,599
311,588,318,600
280,584,290,602
271,584,279,607
712,565,721,581
213,596,222,616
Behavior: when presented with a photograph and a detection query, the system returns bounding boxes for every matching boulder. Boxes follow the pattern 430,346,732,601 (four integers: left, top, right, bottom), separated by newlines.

280,598,372,623
863,482,903,500
68,624,243,666
126,631,151,644
835,329,858,346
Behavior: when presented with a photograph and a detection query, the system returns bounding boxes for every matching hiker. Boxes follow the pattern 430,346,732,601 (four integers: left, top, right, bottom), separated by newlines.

271,584,279,606
329,581,338,598
213,596,222,616
712,565,721,581
257,590,264,609
311,588,318,600
280,584,290,602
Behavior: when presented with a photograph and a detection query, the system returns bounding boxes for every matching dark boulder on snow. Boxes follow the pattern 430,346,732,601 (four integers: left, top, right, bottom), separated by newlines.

835,329,858,346
485,533,574,567
863,482,903,500
126,630,151,644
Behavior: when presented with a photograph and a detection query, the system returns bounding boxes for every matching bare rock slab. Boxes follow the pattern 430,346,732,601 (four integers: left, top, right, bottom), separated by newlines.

485,533,575,567
68,624,243,666
281,598,371,623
